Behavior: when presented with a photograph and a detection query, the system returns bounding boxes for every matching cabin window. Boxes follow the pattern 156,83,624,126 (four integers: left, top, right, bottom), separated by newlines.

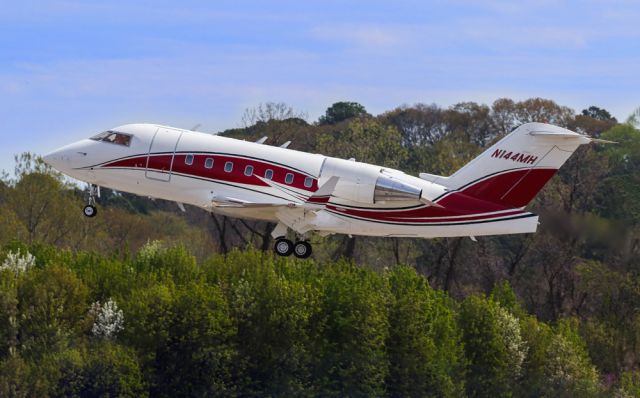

304,176,313,188
244,165,254,176
285,173,294,184
264,169,273,180
205,158,213,169
224,161,233,172
185,154,194,165
90,130,132,147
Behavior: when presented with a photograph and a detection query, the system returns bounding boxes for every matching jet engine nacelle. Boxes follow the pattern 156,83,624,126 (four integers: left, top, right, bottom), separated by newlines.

320,157,446,205
374,174,422,202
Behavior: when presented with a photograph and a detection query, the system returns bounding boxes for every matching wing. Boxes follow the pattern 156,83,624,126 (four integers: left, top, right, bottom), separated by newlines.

210,176,340,209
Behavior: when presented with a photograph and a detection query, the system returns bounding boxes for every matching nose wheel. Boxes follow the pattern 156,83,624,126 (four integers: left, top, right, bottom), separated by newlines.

83,184,99,218
83,205,97,218
274,238,313,259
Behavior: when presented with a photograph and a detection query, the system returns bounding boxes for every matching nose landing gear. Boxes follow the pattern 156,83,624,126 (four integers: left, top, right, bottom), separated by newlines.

83,184,99,218
83,204,97,217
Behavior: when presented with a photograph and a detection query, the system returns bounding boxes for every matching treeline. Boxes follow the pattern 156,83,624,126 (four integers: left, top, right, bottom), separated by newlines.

2,98,640,394
0,243,625,397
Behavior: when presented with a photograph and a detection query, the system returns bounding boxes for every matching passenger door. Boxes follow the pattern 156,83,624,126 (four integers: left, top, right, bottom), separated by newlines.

145,127,183,182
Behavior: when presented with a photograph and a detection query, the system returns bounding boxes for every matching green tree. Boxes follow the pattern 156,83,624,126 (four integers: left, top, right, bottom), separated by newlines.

582,106,616,121
315,261,389,396
513,98,575,127
119,282,174,390
490,97,575,136
576,261,640,374
46,343,147,398
318,101,370,125
316,118,408,168
459,295,526,397
408,130,480,176
222,117,316,152
9,172,83,245
542,320,600,397
0,356,39,398
134,241,202,285
599,124,640,223
154,283,236,397
490,281,525,317
518,317,601,397
222,254,321,395
447,101,493,146
381,103,446,146
385,266,465,397
0,206,27,246
617,370,640,397
17,266,89,358
0,269,19,358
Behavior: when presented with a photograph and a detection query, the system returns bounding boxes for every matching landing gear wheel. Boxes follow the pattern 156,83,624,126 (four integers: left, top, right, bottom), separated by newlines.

293,241,312,259
274,238,294,257
83,205,97,218
83,184,99,218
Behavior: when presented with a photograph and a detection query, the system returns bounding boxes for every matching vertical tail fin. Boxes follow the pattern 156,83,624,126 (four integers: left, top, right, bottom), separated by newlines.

427,123,592,208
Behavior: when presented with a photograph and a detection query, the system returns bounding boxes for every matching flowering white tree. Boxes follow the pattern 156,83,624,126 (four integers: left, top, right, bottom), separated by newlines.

1,250,35,275
90,298,124,339
137,240,165,262
496,306,527,377
543,333,599,395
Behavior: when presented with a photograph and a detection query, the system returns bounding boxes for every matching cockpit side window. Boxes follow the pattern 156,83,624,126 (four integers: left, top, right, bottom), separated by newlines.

90,131,132,147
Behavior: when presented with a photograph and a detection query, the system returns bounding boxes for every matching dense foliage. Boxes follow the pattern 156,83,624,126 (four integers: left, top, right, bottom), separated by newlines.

0,245,610,397
1,98,640,395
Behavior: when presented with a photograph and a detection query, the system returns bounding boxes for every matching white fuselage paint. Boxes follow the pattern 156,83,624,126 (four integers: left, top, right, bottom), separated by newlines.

44,123,570,239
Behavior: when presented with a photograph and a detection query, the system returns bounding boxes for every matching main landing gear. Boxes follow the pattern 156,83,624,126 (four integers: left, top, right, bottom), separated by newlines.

274,237,312,259
83,184,99,218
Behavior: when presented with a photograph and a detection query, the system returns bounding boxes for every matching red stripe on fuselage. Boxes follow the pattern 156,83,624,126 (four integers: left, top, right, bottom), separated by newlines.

327,191,522,223
101,155,553,224
101,153,319,192
327,207,525,223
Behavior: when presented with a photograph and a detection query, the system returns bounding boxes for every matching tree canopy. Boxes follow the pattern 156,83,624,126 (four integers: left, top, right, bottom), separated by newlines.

318,101,370,125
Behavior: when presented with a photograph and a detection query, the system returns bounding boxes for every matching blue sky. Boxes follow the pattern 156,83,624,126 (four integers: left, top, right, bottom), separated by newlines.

1,0,639,174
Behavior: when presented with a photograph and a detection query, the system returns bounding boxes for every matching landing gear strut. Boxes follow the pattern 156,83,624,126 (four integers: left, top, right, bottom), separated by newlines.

273,237,313,259
271,223,313,259
83,184,99,218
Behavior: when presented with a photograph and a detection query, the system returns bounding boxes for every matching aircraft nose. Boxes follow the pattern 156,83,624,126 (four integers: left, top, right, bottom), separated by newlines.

43,148,73,172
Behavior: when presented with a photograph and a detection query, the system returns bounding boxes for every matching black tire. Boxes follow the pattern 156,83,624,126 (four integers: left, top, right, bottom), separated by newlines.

83,205,97,218
274,238,294,256
293,241,312,259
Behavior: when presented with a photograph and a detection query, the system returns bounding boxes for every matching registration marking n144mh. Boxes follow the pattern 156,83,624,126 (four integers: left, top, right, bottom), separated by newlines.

491,149,538,165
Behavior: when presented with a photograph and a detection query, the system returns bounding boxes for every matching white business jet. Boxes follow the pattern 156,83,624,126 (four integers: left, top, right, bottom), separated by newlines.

44,122,593,258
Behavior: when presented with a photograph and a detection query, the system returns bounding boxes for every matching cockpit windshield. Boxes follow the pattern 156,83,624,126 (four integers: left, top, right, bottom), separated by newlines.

90,131,132,147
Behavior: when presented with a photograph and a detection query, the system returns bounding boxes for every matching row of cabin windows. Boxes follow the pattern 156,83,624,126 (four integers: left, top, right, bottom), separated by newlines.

183,155,312,187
